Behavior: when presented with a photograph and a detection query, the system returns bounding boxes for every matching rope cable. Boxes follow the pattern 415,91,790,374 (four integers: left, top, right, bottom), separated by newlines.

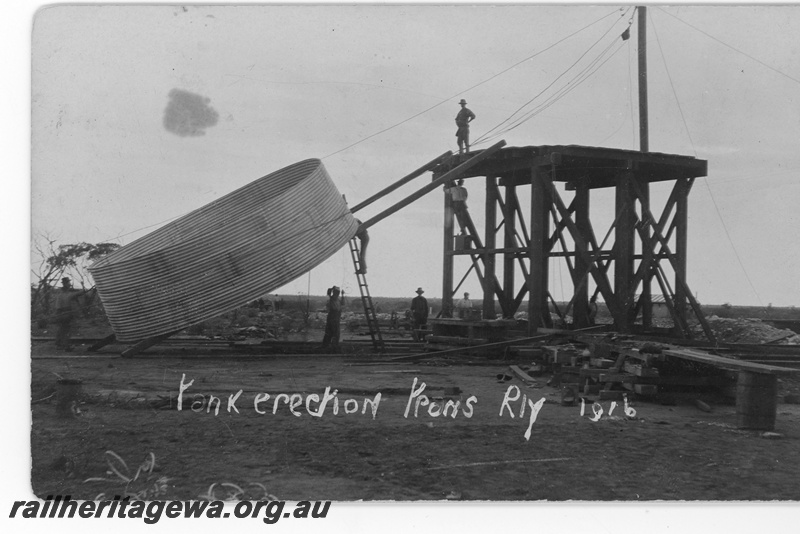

475,27,629,144
473,8,632,145
509,39,625,128
650,10,696,154
91,8,632,245
598,38,635,145
650,10,764,305
476,38,627,145
655,7,800,87
322,7,626,159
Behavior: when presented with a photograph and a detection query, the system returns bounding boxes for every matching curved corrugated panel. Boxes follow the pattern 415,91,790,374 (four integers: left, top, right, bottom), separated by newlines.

89,159,357,342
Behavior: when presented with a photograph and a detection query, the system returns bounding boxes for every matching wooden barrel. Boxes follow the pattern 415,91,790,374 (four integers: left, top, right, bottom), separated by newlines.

736,371,777,430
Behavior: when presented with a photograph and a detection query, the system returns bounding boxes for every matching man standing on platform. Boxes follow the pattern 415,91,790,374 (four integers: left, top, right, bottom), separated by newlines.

455,99,476,155
450,179,468,209
410,287,429,341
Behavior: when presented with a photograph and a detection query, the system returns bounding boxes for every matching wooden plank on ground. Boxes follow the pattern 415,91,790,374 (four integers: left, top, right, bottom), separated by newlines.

508,365,537,384
634,384,658,395
599,373,637,383
578,368,608,378
620,348,664,365
599,390,626,401
388,334,552,362
642,375,723,387
535,325,608,336
427,335,489,346
612,352,628,372
121,331,178,358
623,362,660,377
87,333,116,352
663,348,800,375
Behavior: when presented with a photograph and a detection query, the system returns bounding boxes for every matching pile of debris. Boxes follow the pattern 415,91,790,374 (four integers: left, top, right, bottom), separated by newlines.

698,316,800,344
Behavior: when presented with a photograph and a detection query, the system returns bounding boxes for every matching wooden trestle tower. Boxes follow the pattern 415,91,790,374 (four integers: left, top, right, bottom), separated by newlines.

432,144,715,340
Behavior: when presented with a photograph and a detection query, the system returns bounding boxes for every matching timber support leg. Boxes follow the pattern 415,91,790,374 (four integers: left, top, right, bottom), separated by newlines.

87,333,116,352
121,331,178,358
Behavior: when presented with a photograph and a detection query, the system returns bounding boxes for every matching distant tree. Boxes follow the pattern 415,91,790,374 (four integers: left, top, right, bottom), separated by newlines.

31,233,120,315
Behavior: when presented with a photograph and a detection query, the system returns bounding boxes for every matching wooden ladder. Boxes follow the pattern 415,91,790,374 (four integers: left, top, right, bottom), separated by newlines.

348,238,385,352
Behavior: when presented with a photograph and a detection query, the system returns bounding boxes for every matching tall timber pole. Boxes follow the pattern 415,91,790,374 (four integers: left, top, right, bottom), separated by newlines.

638,6,649,153
638,5,652,327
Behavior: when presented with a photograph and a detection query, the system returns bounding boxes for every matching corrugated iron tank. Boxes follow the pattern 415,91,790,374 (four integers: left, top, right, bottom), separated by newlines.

90,159,357,342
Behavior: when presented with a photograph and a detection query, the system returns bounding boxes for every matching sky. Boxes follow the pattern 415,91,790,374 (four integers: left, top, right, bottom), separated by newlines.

27,4,800,307
6,2,800,532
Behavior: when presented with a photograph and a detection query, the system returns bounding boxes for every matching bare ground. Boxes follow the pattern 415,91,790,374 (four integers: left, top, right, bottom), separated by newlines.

30,339,800,502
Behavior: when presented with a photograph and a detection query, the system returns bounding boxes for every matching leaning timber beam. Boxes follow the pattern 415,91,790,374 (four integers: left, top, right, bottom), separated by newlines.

350,151,452,213
359,141,506,231
652,264,692,337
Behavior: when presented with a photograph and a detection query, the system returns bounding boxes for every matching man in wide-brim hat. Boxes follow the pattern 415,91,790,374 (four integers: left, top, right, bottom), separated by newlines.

455,99,476,154
410,287,429,340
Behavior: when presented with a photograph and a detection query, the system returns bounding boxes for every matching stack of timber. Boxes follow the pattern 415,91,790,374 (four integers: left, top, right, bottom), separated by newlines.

527,336,750,401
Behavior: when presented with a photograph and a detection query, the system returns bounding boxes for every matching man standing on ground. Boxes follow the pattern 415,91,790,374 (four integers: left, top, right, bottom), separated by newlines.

456,291,473,319
53,277,83,351
322,286,345,352
410,287,429,340
588,294,599,325
455,99,476,155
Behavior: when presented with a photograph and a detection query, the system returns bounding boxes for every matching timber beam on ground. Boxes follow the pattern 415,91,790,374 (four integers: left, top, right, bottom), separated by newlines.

86,334,116,352
388,334,557,362
572,332,800,357
120,331,180,358
663,348,800,375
